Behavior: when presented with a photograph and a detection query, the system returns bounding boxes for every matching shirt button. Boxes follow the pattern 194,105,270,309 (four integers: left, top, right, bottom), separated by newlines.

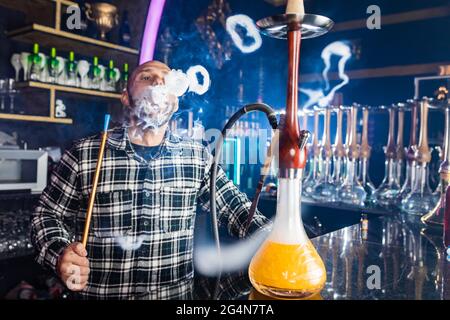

143,220,150,227
144,191,150,197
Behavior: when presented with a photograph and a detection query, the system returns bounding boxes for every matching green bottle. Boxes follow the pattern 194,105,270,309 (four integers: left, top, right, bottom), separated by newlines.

120,63,129,91
47,47,60,83
28,43,43,81
106,60,117,91
66,51,77,86
89,56,102,89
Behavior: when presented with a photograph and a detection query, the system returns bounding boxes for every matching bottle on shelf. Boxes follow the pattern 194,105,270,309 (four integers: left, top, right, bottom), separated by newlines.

119,10,131,46
106,60,118,92
47,47,60,84
120,63,129,92
27,43,43,81
66,51,77,87
89,56,102,90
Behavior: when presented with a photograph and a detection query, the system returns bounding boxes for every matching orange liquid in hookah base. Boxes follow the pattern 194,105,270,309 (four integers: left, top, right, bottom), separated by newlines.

249,240,326,299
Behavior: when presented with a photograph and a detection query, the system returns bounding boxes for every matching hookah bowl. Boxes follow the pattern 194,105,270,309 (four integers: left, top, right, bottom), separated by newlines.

249,4,333,299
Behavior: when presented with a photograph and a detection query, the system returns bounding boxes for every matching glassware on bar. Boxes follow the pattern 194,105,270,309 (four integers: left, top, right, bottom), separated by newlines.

337,104,367,207
332,106,346,195
374,106,401,207
401,98,435,215
398,99,419,202
313,106,337,202
303,107,320,199
358,105,376,205
77,59,90,89
20,52,30,81
422,99,450,227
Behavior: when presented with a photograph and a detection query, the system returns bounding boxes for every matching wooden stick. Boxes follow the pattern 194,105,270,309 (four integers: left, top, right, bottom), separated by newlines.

82,115,111,247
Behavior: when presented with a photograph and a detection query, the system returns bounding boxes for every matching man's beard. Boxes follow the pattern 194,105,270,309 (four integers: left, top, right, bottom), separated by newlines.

127,85,178,137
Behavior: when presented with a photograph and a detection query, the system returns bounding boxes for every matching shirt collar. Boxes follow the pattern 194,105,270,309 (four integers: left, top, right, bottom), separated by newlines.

107,126,182,158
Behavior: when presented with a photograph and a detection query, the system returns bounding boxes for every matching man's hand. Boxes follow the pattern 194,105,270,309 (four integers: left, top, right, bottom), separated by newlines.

57,242,90,291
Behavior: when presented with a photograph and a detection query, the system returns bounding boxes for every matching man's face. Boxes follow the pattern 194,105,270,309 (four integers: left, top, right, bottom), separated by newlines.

122,61,179,131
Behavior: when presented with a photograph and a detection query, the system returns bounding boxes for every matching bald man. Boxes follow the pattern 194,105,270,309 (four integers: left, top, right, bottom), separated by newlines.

31,61,270,299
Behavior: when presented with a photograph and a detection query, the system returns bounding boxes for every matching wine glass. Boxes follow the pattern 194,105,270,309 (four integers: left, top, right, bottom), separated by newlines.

7,79,18,114
10,54,22,81
20,52,30,81
77,60,90,88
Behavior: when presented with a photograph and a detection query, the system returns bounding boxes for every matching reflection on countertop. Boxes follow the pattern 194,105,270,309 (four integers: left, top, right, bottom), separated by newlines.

188,213,450,300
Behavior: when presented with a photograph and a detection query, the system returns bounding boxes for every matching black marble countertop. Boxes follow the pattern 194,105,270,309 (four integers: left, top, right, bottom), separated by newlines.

189,213,450,300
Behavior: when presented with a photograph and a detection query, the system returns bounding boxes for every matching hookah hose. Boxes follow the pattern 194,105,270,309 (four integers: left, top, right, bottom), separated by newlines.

209,103,278,258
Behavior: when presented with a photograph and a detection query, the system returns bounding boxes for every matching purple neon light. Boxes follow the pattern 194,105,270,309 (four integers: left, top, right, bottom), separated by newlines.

139,0,167,65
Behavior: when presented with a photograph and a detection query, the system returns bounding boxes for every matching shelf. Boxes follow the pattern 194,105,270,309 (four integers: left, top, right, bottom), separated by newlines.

7,24,139,67
0,113,73,124
16,81,122,100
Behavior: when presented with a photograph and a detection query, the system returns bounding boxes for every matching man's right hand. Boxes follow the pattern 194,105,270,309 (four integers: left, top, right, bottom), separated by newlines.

57,242,90,291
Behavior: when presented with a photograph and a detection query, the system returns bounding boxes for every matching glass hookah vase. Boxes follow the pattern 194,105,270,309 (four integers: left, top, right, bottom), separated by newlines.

337,105,367,206
313,107,337,202
401,99,434,215
374,106,401,206
249,6,329,297
422,101,450,227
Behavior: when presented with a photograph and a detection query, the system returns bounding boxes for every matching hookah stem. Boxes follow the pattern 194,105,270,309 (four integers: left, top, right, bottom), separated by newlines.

386,108,396,160
396,107,405,160
82,115,110,247
417,99,431,164
360,107,370,160
278,28,304,170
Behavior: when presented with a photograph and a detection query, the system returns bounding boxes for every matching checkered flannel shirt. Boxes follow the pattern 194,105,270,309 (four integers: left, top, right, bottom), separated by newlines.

30,126,269,299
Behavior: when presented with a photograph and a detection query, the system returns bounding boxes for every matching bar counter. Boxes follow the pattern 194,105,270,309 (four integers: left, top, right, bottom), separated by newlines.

191,211,450,300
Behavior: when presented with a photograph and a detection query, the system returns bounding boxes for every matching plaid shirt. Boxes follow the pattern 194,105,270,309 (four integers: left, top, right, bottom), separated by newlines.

30,126,269,299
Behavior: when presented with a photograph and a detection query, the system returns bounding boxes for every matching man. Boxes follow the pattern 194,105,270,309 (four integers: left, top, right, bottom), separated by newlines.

31,60,270,299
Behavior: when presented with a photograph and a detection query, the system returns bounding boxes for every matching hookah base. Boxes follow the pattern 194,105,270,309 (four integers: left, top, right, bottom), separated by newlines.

250,283,321,300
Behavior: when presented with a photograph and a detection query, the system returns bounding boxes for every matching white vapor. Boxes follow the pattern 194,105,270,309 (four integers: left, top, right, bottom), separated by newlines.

194,226,271,276
187,65,211,95
226,14,262,54
301,41,352,109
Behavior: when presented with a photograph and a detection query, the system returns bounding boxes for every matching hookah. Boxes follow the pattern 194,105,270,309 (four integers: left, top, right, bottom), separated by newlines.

313,106,337,202
395,103,406,187
374,106,401,207
398,100,419,201
332,106,346,192
248,0,333,298
358,105,376,205
208,0,333,299
303,107,321,199
337,104,367,207
421,99,450,227
401,98,435,215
